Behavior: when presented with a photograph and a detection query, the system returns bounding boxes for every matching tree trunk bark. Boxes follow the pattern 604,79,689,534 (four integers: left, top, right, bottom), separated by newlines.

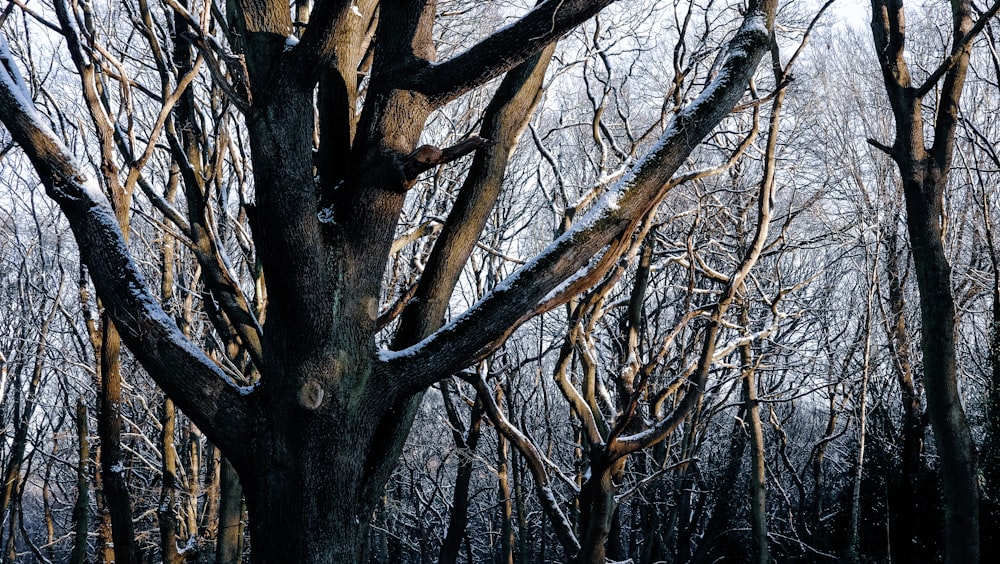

216,457,244,564
498,430,515,564
439,393,484,564
98,317,141,564
159,398,184,564
742,338,769,564
71,398,90,564
576,460,621,564
870,2,982,560
903,171,980,564
846,281,874,564
883,211,925,563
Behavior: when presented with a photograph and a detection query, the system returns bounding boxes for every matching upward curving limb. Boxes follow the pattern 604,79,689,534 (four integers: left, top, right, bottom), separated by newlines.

381,0,777,393
0,39,252,460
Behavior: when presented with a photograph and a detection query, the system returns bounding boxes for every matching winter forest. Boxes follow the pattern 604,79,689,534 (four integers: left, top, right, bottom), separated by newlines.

3,0,1000,562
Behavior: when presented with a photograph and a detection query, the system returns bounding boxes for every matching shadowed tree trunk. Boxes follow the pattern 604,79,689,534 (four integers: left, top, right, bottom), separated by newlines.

216,457,244,564
882,208,926,563
160,398,184,564
741,309,769,564
869,1,1000,561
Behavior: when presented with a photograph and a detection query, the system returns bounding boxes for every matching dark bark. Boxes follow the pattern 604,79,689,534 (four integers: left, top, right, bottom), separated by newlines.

883,211,925,562
438,387,484,564
692,411,748,564
981,163,1000,563
870,2,990,561
576,456,624,564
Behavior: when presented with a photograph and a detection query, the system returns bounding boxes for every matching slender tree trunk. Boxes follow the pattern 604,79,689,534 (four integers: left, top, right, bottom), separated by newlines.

439,391,484,564
847,275,875,563
883,211,924,563
98,317,141,564
742,330,769,564
160,398,184,564
498,431,515,564
71,398,90,564
202,444,221,541
215,457,244,564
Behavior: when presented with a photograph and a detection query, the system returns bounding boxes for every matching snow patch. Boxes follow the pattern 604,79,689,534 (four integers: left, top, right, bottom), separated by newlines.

317,207,336,224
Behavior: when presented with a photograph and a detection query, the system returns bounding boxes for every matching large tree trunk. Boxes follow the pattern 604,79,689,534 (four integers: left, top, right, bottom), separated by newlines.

902,170,979,563
576,458,622,564
237,389,389,564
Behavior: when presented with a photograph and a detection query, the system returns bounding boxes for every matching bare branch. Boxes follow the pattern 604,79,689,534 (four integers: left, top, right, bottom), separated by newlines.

401,136,491,186
914,0,1000,98
0,37,251,459
381,0,777,393
413,0,616,106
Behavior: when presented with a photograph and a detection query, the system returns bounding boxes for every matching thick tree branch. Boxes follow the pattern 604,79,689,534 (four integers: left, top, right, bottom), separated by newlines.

412,0,616,106
867,136,895,157
400,136,491,186
288,0,377,81
914,0,1000,98
871,0,912,95
392,45,555,349
0,40,251,460
380,0,776,393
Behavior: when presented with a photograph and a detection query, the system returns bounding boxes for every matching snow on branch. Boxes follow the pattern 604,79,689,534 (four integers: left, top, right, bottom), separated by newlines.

380,0,776,393
0,36,253,459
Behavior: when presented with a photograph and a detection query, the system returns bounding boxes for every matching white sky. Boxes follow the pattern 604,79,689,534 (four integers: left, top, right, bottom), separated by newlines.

831,0,871,30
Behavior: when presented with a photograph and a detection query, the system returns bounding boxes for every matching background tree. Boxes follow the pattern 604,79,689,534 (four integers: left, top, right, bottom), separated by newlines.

869,1,1000,561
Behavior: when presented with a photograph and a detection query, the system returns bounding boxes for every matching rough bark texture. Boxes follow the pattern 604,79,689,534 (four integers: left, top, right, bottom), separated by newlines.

870,1,990,561
215,457,244,564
